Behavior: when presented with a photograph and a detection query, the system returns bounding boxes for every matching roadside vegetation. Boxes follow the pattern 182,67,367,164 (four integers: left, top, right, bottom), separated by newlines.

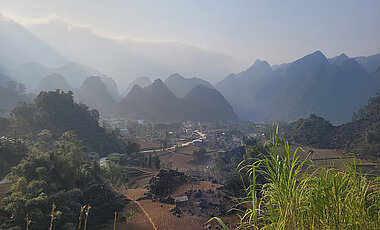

210,128,380,230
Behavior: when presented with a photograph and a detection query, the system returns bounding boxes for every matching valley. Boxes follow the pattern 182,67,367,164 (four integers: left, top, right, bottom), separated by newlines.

0,2,379,229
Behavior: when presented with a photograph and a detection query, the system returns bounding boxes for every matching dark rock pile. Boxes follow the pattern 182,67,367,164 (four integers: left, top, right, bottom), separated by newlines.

183,188,228,216
160,195,175,204
170,207,182,217
147,169,194,196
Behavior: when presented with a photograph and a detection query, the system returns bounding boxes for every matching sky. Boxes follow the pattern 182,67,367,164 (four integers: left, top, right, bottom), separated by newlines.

0,0,379,86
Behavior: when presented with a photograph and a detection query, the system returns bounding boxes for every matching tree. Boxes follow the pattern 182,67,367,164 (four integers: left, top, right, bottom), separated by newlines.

9,91,125,156
35,129,53,151
0,136,28,179
0,132,125,229
162,139,168,150
0,117,10,136
147,154,152,168
141,155,147,168
193,147,207,162
153,153,160,169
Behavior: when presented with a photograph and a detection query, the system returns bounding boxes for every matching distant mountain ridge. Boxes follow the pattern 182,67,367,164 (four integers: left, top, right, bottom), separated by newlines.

119,79,236,122
12,61,120,101
123,77,152,98
75,76,118,117
216,51,380,124
34,73,73,93
164,73,215,98
353,53,380,74
0,15,66,66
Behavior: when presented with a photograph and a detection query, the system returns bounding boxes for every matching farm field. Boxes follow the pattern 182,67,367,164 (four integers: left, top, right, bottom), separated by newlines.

289,144,378,173
138,140,162,150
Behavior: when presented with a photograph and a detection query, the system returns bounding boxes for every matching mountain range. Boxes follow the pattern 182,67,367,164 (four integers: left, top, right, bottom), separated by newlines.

119,79,236,122
123,77,152,98
25,73,235,121
216,51,380,124
1,14,379,124
0,14,66,70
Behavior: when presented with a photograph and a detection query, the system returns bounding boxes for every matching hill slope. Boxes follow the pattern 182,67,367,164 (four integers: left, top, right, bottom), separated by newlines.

217,51,379,124
183,85,236,121
34,73,73,93
284,94,380,158
123,77,152,98
0,15,66,68
164,73,214,98
76,77,118,118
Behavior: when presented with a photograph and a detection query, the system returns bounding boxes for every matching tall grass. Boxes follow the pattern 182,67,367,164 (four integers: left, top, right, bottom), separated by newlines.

210,128,380,230
309,160,379,230
259,128,313,229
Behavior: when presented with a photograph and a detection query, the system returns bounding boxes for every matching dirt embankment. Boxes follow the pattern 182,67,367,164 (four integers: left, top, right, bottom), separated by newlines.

105,169,240,230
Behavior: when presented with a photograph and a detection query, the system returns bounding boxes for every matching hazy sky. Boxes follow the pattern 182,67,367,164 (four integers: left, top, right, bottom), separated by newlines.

1,0,379,85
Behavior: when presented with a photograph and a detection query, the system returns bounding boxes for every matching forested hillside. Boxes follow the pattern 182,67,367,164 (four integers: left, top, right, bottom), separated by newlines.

284,94,380,158
0,131,126,229
1,90,125,156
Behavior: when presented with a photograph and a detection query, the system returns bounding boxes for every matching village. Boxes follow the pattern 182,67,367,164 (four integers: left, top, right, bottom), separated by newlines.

96,119,261,229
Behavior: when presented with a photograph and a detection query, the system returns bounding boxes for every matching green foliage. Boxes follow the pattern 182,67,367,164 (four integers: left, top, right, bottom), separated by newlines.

283,114,335,148
0,137,28,179
284,95,380,158
309,162,379,230
0,131,125,230
147,154,152,168
258,128,313,229
153,153,160,169
213,128,380,230
4,90,126,156
210,144,265,198
352,94,380,121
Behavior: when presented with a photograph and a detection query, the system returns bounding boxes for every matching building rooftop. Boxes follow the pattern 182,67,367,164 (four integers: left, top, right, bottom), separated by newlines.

174,196,188,203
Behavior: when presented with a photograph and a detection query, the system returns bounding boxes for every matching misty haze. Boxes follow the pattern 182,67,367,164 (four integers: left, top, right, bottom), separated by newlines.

0,1,379,229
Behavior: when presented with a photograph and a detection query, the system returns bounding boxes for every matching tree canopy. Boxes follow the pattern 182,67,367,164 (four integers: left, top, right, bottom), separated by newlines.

4,90,126,156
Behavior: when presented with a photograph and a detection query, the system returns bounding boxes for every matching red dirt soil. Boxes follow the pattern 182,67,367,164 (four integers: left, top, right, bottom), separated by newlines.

119,187,208,230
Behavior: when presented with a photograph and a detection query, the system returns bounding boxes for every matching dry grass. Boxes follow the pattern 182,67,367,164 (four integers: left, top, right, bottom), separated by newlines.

159,152,194,170
159,145,212,171
289,144,378,173
138,140,162,150
101,198,155,230
176,145,199,155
